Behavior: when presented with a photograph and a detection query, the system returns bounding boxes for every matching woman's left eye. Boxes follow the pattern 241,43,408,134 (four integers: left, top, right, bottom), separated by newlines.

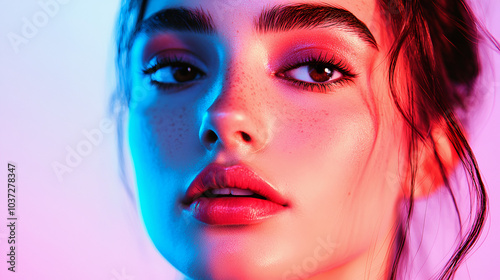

281,63,343,83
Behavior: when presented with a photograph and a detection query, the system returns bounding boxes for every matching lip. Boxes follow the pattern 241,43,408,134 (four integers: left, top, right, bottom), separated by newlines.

181,163,289,225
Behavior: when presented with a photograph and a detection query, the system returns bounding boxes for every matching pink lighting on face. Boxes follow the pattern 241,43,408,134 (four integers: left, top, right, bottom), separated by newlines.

181,163,289,225
128,1,409,279
0,0,498,280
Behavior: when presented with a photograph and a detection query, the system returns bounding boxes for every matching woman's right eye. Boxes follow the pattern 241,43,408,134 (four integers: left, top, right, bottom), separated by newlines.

143,58,206,88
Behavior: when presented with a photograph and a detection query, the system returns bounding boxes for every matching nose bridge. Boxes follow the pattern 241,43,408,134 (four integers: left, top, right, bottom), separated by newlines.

199,59,270,152
209,36,269,112
210,60,258,111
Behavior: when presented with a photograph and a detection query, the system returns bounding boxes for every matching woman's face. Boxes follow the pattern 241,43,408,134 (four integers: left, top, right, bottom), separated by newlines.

127,0,407,279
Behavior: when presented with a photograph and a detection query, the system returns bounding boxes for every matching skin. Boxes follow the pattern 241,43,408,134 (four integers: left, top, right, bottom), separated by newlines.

126,0,416,279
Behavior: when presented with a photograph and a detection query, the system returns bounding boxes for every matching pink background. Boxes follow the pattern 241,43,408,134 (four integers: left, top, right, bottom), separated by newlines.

0,1,498,279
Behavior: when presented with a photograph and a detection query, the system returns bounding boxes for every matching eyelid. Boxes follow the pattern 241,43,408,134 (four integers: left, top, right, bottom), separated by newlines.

281,64,343,84
142,50,209,75
273,52,357,93
141,53,208,91
276,52,354,76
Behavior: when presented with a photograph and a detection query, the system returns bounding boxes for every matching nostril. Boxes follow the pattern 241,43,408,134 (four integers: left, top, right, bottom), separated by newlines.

204,130,218,144
240,131,251,142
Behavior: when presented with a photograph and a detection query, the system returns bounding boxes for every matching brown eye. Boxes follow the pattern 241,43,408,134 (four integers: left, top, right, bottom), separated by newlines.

151,63,205,84
281,63,342,84
172,65,200,82
308,64,334,82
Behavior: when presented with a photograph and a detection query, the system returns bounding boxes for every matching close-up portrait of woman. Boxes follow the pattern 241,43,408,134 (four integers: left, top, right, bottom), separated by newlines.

0,0,499,280
111,0,497,279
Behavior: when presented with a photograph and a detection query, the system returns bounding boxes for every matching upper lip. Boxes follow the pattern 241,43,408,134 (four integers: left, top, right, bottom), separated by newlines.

181,163,289,206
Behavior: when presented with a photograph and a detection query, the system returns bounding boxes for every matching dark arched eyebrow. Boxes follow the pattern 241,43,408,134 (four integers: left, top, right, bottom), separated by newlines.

138,7,216,35
137,4,377,49
255,4,378,49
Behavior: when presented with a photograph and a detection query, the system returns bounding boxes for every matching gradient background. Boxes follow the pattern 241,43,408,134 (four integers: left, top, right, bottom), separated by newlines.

0,1,498,279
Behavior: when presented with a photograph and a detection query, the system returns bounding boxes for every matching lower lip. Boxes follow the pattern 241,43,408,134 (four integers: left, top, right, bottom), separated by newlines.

185,197,287,225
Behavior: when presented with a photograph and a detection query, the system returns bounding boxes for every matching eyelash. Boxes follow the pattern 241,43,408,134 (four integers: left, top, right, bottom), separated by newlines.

141,52,356,92
275,52,357,93
141,55,205,90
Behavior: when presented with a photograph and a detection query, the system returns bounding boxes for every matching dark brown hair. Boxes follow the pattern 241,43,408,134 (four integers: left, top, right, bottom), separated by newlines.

112,0,494,279
377,0,491,278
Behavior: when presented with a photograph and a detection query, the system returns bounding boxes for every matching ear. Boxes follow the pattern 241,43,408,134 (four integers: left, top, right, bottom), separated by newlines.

404,120,461,199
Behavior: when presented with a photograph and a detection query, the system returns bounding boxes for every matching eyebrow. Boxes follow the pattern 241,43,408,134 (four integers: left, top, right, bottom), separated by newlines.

138,8,215,35
138,4,377,49
255,4,378,49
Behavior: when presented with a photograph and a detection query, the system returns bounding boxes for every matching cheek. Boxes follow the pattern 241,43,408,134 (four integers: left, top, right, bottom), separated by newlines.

267,96,376,182
127,104,205,262
254,91,386,257
129,103,202,169
295,103,376,206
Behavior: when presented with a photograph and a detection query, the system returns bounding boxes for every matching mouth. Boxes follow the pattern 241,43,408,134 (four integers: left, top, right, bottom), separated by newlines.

181,163,289,225
199,187,268,200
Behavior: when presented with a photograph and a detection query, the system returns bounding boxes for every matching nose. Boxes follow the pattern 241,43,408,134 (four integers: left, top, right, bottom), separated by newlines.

198,67,270,153
199,111,268,152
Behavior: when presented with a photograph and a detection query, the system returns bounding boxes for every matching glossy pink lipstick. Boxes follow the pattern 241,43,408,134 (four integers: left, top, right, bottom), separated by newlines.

181,163,289,225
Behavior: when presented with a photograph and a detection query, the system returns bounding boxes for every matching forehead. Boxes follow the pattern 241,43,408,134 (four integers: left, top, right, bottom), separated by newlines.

142,0,384,44
144,0,378,19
